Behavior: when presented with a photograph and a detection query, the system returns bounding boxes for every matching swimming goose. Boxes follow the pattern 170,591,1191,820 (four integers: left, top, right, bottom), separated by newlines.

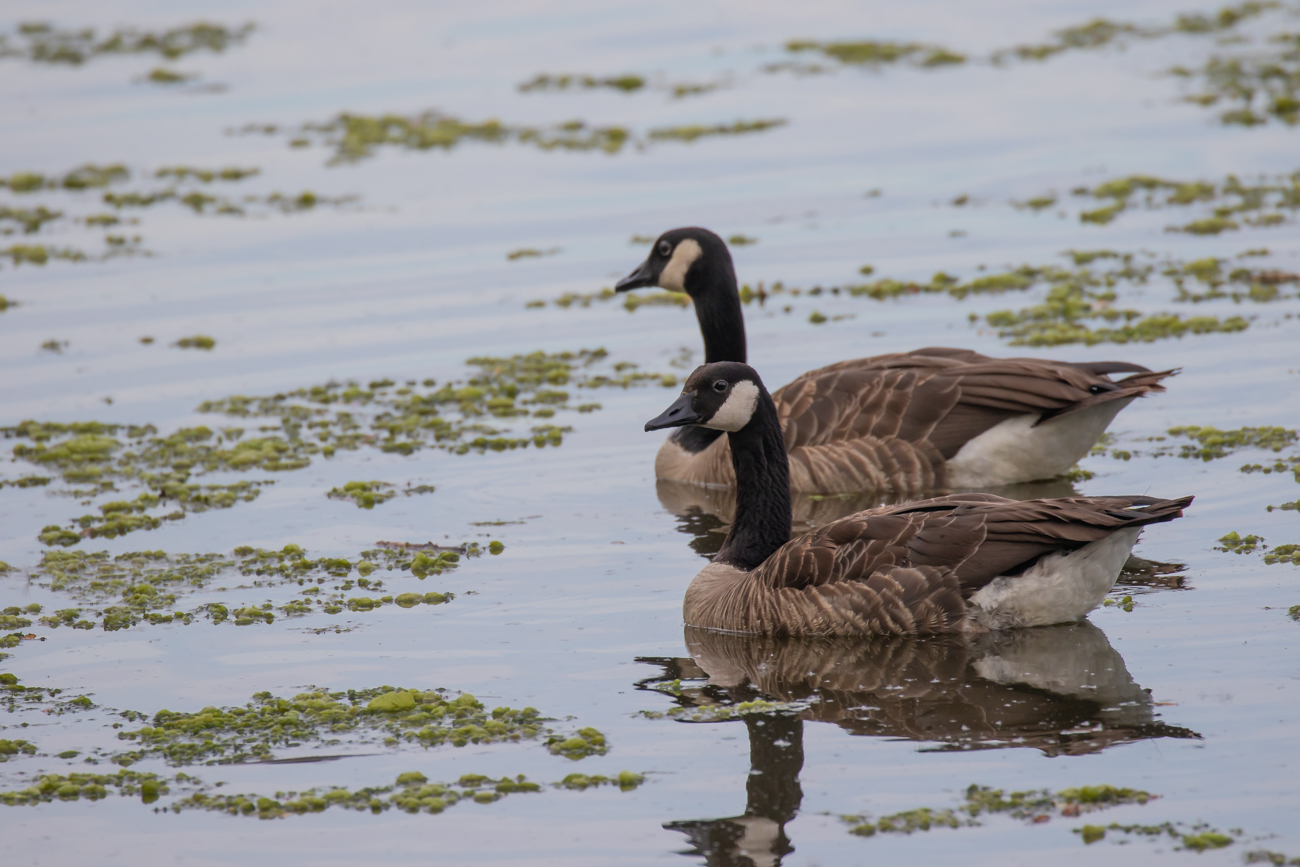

645,362,1191,636
618,228,1175,492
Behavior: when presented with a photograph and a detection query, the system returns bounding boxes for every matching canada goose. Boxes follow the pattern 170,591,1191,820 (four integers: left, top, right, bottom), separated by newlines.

618,227,1175,492
645,362,1192,636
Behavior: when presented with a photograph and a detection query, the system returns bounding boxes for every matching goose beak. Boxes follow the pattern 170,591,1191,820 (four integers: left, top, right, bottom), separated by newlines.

645,391,700,431
615,256,657,292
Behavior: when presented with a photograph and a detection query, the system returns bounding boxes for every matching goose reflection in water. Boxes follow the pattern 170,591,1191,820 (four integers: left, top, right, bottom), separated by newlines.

636,622,1198,867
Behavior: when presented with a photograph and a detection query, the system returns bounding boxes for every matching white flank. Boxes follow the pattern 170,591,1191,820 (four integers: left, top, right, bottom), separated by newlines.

946,398,1134,488
705,380,760,431
658,237,702,293
966,526,1140,630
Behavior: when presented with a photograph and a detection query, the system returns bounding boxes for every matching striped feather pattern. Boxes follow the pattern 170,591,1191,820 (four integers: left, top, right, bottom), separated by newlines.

659,347,1175,493
683,494,1191,637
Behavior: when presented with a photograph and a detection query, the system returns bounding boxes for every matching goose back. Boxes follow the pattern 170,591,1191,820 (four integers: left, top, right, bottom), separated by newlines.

683,494,1192,637
658,348,1174,493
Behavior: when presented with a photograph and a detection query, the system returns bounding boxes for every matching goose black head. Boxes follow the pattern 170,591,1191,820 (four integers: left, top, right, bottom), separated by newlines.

645,362,763,433
615,228,734,298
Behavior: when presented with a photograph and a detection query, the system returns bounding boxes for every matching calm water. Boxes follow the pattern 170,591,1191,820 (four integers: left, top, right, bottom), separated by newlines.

2,0,1298,863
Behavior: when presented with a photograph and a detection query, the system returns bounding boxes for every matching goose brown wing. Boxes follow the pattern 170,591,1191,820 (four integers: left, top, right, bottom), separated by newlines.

748,493,1192,603
770,348,1176,461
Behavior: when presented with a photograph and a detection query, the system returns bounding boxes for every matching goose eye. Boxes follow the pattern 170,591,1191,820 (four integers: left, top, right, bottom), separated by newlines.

712,380,728,393
657,240,672,257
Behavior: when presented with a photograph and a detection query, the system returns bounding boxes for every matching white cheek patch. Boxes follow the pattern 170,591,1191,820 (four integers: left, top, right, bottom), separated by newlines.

704,380,759,431
657,238,703,293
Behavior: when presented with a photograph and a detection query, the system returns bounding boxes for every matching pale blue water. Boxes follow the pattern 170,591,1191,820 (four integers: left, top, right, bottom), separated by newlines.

2,0,1299,863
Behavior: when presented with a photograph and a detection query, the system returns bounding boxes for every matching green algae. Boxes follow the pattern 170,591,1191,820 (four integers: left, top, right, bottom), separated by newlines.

1167,425,1296,459
545,727,608,760
0,205,63,234
1172,32,1300,126
195,348,674,459
518,73,645,93
155,166,259,183
292,110,783,163
0,769,178,805
1,164,128,193
785,39,965,68
1245,850,1300,865
557,771,644,790
1086,821,1237,851
327,480,397,508
1264,543,1300,565
1216,531,1264,553
843,783,1156,839
175,335,215,350
144,67,194,84
1,673,95,715
660,698,808,722
1041,169,1300,230
112,687,547,766
645,119,786,142
0,738,37,761
1,244,87,266
993,1,1277,63
0,21,254,66
506,247,561,260
1267,500,1299,512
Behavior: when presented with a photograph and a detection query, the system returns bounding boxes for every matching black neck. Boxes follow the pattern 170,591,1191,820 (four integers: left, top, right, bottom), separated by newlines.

687,258,747,364
715,388,791,571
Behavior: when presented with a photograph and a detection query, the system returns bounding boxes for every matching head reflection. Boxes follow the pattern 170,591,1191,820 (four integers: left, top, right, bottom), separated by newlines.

637,622,1197,867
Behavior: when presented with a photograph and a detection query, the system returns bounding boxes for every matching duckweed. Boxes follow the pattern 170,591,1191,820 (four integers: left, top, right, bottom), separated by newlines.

518,73,645,93
0,738,37,761
1264,544,1300,565
293,111,784,163
557,771,643,791
175,335,215,350
0,673,95,714
327,481,396,509
545,727,608,759
1171,32,1300,126
112,687,548,765
843,783,1156,839
0,21,254,66
1216,531,1263,553
195,348,673,459
1031,169,1300,230
786,39,966,68
1091,821,1236,851
993,1,1277,63
1167,425,1296,459
0,769,179,805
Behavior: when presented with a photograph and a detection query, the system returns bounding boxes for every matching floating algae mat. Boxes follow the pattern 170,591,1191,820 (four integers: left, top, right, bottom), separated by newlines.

4,542,494,635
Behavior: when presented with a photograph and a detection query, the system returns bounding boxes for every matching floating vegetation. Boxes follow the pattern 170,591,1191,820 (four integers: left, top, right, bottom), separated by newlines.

1080,821,1237,851
17,542,481,629
0,205,63,234
1171,32,1300,126
507,247,561,260
993,1,1278,62
784,39,965,68
545,727,608,760
653,697,809,722
1167,425,1296,460
646,119,786,142
195,348,675,458
175,335,216,350
155,166,259,183
518,73,645,93
0,766,643,817
111,687,547,766
0,673,95,714
0,164,129,193
0,769,179,805
1023,169,1300,231
328,481,398,509
288,111,785,163
843,783,1156,838
0,738,37,761
727,234,757,246
0,21,254,65
1,244,88,266
143,67,194,84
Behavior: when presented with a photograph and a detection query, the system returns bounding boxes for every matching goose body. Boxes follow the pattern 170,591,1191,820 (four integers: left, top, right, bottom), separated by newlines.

619,229,1175,493
645,362,1191,637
